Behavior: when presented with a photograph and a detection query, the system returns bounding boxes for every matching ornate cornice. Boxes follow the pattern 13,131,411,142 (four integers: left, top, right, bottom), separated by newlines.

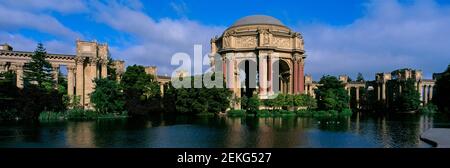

0,50,75,60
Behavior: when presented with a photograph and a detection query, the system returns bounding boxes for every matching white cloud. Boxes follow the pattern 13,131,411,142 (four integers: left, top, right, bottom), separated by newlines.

0,3,83,40
299,0,450,80
0,0,87,14
91,1,225,75
0,32,37,51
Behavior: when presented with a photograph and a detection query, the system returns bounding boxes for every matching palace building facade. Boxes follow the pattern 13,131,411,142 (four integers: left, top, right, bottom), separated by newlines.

209,15,306,108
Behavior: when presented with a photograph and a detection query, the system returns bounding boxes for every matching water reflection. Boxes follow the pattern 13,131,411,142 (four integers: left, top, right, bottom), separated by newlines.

0,113,447,148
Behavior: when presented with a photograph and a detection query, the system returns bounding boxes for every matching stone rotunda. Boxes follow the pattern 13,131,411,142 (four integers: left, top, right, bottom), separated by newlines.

209,15,306,108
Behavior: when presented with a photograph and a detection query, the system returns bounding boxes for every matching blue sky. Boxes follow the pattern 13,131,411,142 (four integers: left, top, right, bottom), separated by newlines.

1,0,449,80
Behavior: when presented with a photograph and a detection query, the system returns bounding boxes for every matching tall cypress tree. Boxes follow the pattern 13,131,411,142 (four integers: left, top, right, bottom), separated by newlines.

23,43,54,89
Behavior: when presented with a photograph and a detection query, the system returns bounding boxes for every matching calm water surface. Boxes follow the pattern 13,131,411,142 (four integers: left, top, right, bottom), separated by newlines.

0,113,449,148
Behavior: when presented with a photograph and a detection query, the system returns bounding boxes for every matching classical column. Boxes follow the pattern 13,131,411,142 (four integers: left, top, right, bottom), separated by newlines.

222,57,227,82
429,85,434,101
258,55,267,96
356,87,360,108
160,83,164,96
424,85,428,105
52,64,60,87
419,83,423,103
347,87,351,96
14,63,24,88
280,80,283,94
377,84,381,101
293,59,298,94
101,59,108,79
0,62,5,73
227,57,234,91
267,55,272,94
75,57,85,106
382,83,386,101
67,65,75,97
84,58,98,108
289,65,293,94
298,58,305,94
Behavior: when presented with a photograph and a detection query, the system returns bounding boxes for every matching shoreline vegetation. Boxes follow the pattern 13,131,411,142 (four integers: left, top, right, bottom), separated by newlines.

227,109,353,118
38,109,128,121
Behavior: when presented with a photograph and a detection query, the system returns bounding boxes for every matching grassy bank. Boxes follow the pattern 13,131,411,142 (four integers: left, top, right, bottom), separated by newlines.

39,109,128,121
227,109,353,118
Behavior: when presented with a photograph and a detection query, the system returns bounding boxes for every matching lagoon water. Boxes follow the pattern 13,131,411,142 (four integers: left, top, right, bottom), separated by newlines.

0,113,449,148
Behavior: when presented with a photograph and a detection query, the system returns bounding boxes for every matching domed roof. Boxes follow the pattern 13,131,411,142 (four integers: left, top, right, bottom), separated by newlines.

231,15,285,27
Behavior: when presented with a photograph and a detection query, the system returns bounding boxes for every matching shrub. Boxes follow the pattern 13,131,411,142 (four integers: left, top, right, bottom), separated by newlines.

341,108,353,116
39,111,65,121
418,103,438,114
296,109,313,117
257,110,270,117
227,109,246,117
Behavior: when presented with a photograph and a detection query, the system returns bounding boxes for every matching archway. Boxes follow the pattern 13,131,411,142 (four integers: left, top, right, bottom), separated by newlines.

238,58,257,98
272,59,291,94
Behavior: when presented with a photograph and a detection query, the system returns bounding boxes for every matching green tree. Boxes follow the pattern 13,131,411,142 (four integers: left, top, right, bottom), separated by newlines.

206,85,232,113
433,65,450,113
293,94,317,109
121,65,161,116
391,79,421,112
242,94,260,114
91,78,125,114
0,71,20,120
316,75,350,112
57,71,67,94
107,56,117,81
23,43,54,89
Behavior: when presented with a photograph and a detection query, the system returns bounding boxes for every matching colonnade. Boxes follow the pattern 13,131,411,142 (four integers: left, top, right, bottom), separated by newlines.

0,41,110,109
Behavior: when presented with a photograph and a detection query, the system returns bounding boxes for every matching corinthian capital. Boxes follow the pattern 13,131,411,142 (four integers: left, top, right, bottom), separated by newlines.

88,57,99,65
293,53,301,62
75,57,86,64
97,58,108,65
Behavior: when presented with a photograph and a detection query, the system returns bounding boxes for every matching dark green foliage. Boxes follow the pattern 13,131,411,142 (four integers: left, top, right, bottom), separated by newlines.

316,75,350,112
227,109,246,117
241,94,260,114
390,79,421,111
121,65,161,116
0,71,19,112
0,44,65,121
293,94,317,109
433,65,450,113
418,103,438,114
163,73,232,115
23,43,54,89
107,56,117,81
57,71,67,94
296,109,351,118
91,78,125,114
39,109,127,121
262,94,317,110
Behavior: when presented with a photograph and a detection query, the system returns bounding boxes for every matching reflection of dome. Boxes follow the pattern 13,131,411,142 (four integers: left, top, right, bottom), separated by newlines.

231,15,285,27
